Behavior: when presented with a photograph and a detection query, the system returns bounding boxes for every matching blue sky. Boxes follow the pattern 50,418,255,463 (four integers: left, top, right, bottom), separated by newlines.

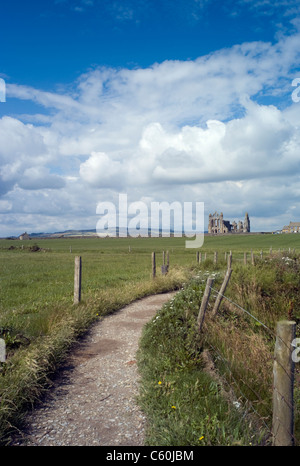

1,0,300,236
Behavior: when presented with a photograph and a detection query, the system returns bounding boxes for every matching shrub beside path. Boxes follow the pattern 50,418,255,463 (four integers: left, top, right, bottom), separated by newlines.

10,292,176,446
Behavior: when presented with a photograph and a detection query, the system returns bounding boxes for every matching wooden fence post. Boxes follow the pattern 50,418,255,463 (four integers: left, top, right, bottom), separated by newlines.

227,252,232,269
74,256,82,304
212,268,232,317
214,251,218,264
251,249,255,265
197,277,214,332
152,252,156,279
196,251,199,263
272,320,296,446
161,251,168,275
244,252,247,265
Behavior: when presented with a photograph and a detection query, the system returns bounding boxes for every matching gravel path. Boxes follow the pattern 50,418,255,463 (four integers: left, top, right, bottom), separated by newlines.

11,292,176,446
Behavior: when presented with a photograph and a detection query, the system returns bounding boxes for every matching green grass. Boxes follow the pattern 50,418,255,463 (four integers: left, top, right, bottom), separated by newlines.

137,274,266,446
136,239,300,446
1,233,300,445
0,236,193,444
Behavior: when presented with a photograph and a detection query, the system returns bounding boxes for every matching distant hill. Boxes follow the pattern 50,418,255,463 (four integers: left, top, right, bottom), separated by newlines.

29,229,99,238
6,227,205,240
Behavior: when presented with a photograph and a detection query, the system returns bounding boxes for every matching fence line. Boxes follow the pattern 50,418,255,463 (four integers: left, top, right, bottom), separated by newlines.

209,282,297,378
197,271,297,446
195,247,297,266
207,341,273,437
209,284,296,375
73,256,82,305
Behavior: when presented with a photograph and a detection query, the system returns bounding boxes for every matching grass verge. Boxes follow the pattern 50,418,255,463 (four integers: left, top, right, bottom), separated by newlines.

137,254,300,446
137,272,265,446
0,266,188,445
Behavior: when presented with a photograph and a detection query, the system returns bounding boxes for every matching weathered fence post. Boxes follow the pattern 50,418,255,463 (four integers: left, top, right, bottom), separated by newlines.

161,251,168,275
197,277,214,332
251,249,255,265
214,251,218,264
260,250,263,260
199,252,202,264
227,252,232,269
152,252,156,279
167,250,169,270
272,320,296,446
74,256,82,304
196,251,199,263
244,252,247,265
212,268,232,317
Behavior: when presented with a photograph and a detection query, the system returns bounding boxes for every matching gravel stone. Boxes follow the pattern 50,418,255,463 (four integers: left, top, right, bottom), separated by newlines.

10,292,176,446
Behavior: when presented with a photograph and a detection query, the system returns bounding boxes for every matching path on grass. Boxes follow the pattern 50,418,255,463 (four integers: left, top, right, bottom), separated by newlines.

11,292,176,446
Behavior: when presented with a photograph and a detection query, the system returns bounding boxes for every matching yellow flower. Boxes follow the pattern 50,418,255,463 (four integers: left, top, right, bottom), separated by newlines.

158,381,162,385
199,436,204,441
171,406,176,409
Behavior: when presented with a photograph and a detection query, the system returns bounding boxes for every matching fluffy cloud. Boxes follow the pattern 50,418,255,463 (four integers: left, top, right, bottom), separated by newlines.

79,152,124,187
2,29,300,234
78,99,300,188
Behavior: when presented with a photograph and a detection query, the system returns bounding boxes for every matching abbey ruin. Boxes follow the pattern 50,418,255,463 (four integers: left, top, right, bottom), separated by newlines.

208,212,250,234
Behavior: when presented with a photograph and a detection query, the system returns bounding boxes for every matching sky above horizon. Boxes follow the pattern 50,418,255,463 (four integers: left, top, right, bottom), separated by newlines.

1,0,300,236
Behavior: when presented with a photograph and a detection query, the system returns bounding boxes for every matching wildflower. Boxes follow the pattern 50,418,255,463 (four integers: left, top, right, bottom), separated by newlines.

171,406,176,409
199,436,204,441
158,381,162,385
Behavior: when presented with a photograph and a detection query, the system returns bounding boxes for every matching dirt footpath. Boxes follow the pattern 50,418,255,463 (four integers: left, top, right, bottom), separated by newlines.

11,292,176,446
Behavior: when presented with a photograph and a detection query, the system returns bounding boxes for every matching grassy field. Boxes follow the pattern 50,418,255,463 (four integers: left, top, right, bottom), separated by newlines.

0,233,300,445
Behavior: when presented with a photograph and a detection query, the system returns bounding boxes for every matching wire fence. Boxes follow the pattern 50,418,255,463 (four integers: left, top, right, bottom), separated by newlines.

196,257,298,446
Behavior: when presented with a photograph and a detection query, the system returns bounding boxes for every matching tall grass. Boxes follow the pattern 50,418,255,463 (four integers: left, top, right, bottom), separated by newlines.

0,237,191,444
137,273,265,446
138,252,300,446
1,235,300,445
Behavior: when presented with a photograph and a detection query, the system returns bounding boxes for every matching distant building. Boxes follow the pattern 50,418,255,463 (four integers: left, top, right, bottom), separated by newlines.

282,222,300,233
18,232,30,240
208,212,250,234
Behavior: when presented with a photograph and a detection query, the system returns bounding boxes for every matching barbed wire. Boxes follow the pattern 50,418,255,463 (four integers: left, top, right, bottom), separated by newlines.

197,277,298,444
210,285,272,333
209,282,297,384
207,341,273,436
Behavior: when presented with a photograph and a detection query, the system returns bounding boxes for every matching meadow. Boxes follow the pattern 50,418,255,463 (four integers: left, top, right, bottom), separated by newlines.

0,232,300,445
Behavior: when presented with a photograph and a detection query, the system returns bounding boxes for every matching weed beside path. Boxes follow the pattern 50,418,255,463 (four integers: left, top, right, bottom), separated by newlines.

0,268,188,445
